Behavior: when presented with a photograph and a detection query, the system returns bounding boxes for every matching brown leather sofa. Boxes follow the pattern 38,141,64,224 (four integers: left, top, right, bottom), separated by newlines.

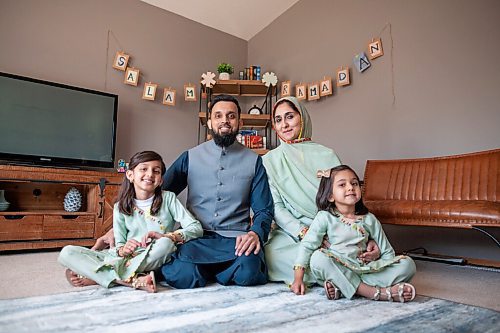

362,149,500,229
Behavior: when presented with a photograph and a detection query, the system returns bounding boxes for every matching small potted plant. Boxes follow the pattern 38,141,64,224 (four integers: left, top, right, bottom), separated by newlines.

217,62,234,80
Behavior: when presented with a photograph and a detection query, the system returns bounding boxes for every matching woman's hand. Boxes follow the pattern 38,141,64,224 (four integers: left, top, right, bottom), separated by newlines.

358,239,381,263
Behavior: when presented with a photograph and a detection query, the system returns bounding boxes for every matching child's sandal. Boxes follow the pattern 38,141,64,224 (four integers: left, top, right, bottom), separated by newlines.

372,285,381,301
324,280,342,300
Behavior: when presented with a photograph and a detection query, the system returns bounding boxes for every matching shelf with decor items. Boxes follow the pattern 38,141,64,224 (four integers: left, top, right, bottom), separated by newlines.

0,164,122,251
198,79,278,155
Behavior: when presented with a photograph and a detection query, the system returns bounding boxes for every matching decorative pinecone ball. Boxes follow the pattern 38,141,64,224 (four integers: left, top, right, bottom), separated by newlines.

63,187,82,212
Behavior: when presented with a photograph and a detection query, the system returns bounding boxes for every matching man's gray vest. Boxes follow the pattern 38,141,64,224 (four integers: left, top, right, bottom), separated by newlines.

187,140,258,237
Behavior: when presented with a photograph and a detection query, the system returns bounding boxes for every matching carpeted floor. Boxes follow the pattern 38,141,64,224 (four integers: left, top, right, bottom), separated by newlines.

0,283,498,333
0,250,499,332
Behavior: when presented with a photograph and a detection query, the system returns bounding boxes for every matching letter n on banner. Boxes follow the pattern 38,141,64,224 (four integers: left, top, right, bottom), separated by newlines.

368,38,384,60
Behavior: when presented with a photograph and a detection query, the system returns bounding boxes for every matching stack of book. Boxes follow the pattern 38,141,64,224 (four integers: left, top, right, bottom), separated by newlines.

244,66,261,80
237,130,266,149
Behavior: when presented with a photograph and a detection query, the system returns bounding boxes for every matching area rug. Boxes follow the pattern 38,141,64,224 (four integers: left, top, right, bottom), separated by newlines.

0,283,498,333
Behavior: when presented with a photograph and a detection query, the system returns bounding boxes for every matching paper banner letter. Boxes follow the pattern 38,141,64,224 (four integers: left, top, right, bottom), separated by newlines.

308,82,320,101
353,52,371,73
368,38,384,60
319,77,333,97
295,83,306,101
281,81,291,97
142,82,157,101
337,67,350,87
112,52,129,71
124,67,140,86
163,88,176,106
184,84,197,102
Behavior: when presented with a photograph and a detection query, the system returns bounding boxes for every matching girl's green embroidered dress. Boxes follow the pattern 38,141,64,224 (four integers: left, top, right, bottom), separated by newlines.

58,191,202,287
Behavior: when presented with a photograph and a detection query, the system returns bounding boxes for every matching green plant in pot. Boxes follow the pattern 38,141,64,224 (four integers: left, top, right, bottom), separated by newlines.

217,62,234,80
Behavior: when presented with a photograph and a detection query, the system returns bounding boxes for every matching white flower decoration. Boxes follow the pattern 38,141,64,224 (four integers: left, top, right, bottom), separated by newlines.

262,72,278,87
201,71,216,88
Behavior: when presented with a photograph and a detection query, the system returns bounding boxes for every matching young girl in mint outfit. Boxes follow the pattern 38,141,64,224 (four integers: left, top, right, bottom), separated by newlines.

291,165,416,302
59,151,203,293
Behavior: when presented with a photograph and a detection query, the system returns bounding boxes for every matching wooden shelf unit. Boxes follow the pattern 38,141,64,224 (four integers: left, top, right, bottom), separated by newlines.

0,164,122,251
210,80,277,96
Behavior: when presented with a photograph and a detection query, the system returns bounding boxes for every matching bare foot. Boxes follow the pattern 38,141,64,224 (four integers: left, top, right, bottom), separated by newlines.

132,271,157,293
65,269,97,287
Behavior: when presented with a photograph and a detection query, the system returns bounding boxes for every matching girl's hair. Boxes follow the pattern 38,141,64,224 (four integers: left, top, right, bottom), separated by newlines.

117,151,166,216
315,165,369,216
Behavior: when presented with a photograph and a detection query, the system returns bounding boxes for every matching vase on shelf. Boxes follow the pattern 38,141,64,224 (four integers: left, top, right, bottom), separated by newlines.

0,190,10,212
63,187,82,212
218,72,230,80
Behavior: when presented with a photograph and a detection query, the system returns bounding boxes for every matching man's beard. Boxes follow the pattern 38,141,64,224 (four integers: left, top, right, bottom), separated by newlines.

210,128,238,147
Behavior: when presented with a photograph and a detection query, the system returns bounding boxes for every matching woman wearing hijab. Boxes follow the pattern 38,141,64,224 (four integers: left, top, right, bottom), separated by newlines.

263,96,379,285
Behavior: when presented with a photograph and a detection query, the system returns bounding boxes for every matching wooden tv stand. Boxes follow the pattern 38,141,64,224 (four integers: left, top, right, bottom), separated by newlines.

0,164,122,251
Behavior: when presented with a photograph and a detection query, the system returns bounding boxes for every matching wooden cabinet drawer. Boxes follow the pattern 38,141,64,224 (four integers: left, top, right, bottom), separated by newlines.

0,215,43,241
42,215,95,240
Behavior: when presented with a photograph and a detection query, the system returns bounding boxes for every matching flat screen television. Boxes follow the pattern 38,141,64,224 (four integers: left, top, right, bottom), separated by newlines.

0,72,118,169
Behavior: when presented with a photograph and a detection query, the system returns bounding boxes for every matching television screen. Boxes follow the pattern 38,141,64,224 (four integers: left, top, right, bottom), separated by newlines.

0,72,118,169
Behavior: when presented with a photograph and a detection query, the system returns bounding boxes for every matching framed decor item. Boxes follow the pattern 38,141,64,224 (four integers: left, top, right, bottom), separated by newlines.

307,82,320,101
124,67,140,86
112,52,129,71
163,88,176,106
295,83,307,101
337,67,350,87
368,38,384,60
281,80,291,97
353,52,371,73
184,84,197,101
319,77,333,97
142,82,157,101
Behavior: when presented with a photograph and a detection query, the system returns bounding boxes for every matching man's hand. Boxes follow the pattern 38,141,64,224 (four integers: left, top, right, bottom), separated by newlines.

91,228,115,251
358,239,381,263
235,231,261,256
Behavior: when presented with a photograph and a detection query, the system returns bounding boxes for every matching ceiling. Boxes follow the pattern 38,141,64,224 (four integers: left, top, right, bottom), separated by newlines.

140,0,300,41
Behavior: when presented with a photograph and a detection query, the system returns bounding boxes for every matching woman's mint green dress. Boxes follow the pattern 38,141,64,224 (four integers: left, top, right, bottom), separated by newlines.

295,211,416,298
263,96,341,285
58,191,203,287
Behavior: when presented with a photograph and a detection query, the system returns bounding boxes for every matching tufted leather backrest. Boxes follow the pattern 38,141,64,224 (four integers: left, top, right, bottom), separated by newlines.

363,149,500,202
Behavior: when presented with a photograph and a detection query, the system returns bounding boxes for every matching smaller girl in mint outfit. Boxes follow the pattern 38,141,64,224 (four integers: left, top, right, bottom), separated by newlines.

291,165,416,302
59,151,203,293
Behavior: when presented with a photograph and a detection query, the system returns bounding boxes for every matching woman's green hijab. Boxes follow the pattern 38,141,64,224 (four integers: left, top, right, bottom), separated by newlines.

263,96,341,219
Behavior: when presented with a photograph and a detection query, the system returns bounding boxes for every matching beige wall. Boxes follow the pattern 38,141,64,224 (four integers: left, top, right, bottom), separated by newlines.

249,0,500,260
1,0,498,260
249,0,500,177
0,0,247,166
